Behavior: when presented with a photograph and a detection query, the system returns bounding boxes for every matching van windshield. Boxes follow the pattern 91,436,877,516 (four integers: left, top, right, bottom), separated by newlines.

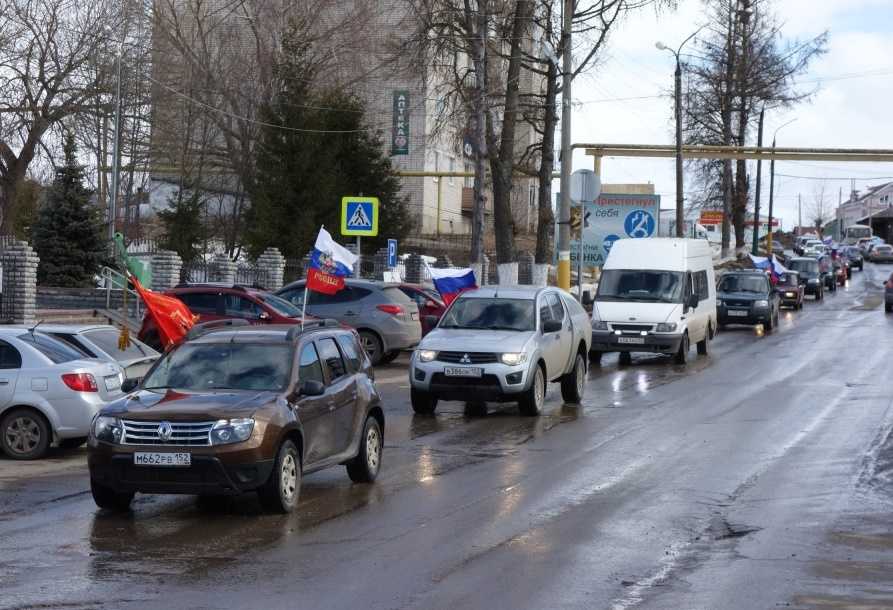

596,270,684,303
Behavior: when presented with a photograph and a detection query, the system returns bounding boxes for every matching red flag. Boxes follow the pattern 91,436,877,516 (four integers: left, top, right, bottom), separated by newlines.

306,268,344,295
130,274,198,350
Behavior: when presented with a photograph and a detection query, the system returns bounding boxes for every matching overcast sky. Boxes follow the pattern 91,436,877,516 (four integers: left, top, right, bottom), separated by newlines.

566,0,893,229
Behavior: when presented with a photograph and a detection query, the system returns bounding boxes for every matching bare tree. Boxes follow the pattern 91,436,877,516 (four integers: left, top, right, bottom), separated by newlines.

0,0,120,232
683,0,826,253
149,0,374,255
518,0,669,264
809,182,831,234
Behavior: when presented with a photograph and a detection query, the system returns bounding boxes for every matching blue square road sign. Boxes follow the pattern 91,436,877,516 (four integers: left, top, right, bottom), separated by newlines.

341,197,380,236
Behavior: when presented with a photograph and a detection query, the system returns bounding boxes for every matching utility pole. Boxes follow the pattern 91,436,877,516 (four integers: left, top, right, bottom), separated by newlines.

108,46,123,241
798,194,802,232
767,118,795,254
656,28,703,238
557,0,573,291
751,107,764,255
673,57,683,237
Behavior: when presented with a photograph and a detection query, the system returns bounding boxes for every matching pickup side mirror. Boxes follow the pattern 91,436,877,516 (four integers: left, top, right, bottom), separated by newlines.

121,378,140,393
299,379,325,397
542,319,562,334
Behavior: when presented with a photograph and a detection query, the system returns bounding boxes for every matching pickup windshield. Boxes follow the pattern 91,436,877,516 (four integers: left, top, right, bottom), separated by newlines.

439,298,535,331
596,270,683,303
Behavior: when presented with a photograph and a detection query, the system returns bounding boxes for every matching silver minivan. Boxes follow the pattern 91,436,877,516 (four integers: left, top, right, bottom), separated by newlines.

276,279,421,365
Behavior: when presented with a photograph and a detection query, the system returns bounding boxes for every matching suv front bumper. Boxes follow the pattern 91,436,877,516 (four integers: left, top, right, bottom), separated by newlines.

410,357,534,401
590,330,683,355
88,449,274,495
717,305,772,325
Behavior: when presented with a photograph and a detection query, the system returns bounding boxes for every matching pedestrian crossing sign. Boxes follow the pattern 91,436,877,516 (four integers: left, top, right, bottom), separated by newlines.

341,197,380,236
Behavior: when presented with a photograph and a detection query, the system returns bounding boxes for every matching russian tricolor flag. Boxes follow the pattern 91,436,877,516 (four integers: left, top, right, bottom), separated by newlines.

426,265,477,304
307,227,357,295
749,253,789,284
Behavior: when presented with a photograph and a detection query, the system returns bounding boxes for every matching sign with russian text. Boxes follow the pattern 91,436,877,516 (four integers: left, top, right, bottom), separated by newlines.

392,90,410,155
558,193,661,267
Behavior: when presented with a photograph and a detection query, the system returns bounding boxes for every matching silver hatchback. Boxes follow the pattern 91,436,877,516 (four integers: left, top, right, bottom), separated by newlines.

0,329,124,459
276,279,421,365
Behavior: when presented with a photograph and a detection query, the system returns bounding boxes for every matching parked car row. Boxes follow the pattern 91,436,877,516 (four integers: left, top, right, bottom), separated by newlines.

0,326,159,459
137,281,442,367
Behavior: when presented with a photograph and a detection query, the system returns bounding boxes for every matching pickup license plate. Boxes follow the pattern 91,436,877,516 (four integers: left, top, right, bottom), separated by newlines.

444,367,483,378
617,337,645,345
104,375,121,391
728,310,748,317
134,452,191,467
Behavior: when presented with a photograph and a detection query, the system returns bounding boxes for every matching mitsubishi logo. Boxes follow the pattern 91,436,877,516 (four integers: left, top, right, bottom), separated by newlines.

157,421,173,442
460,353,472,364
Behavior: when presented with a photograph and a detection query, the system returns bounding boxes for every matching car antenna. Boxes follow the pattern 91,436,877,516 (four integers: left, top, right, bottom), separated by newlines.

28,319,43,334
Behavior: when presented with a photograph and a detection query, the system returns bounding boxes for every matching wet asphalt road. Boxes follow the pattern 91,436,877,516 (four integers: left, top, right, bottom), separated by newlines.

2,264,893,610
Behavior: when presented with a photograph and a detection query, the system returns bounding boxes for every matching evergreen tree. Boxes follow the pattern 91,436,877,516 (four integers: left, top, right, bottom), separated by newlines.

32,134,106,286
158,190,206,269
246,24,411,259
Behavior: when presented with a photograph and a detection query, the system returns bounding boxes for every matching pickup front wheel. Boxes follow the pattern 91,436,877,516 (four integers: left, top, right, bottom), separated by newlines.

411,388,438,415
518,365,545,416
560,353,586,404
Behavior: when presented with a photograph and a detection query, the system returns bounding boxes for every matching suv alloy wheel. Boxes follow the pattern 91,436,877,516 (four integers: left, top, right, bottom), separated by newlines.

258,440,301,514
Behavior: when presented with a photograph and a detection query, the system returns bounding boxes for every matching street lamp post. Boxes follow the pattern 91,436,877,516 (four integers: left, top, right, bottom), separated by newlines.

657,27,703,238
766,118,797,256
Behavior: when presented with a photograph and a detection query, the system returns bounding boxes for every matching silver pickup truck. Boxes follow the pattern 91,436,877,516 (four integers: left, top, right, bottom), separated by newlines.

409,286,592,416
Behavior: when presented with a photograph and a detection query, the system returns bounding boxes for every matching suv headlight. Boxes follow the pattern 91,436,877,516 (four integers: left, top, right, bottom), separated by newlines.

656,322,677,332
92,415,123,444
755,300,769,308
417,349,437,362
210,418,254,445
716,299,724,307
592,320,608,331
500,352,527,366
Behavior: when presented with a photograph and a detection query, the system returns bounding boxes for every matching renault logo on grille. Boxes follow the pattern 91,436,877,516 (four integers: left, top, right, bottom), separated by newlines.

460,353,472,364
157,421,173,442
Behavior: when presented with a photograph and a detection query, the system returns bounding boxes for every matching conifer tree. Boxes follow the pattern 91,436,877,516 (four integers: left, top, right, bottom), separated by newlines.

32,134,106,286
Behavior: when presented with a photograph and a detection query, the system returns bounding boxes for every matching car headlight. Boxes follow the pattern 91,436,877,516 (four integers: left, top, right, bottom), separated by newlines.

417,349,437,362
210,418,254,445
92,415,123,444
656,322,677,332
592,320,608,331
755,300,769,308
716,299,724,307
785,292,796,298
808,278,820,284
500,352,527,366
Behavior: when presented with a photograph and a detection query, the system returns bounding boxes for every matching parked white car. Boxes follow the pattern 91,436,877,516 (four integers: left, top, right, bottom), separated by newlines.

0,328,125,459
410,286,592,416
40,324,159,381
590,238,717,365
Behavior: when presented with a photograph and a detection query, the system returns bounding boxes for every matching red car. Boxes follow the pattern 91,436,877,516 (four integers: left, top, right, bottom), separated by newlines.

398,284,446,335
138,284,314,350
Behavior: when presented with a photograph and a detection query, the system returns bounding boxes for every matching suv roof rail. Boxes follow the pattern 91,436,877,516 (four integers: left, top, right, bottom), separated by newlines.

186,318,251,340
285,319,341,341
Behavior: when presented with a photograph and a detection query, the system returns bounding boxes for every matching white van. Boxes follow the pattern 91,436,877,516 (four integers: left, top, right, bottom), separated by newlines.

589,238,716,365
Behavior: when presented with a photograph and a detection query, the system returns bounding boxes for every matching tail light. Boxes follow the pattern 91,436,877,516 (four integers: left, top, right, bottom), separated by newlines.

62,373,98,392
377,304,404,315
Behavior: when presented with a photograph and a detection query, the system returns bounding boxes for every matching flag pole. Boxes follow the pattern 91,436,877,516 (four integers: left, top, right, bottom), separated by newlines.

301,284,309,332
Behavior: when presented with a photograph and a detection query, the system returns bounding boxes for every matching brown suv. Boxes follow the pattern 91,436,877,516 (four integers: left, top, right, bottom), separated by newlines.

87,321,384,513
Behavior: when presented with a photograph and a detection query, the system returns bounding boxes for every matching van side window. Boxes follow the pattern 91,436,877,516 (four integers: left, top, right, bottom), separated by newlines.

695,270,709,300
